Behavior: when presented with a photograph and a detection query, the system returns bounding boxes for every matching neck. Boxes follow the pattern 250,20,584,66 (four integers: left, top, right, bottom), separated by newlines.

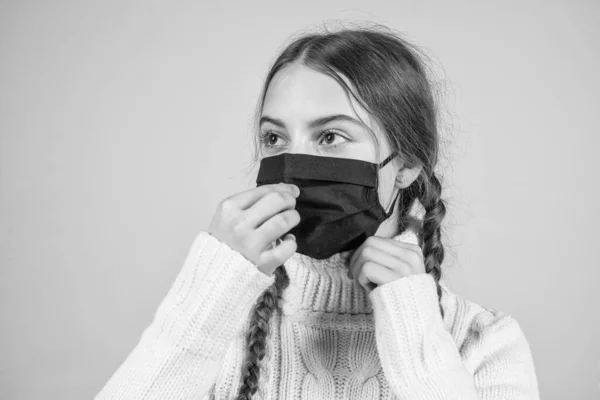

282,249,372,315
280,199,426,316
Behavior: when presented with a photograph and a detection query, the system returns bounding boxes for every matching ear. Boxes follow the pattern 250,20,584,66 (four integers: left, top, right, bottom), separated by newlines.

395,163,422,189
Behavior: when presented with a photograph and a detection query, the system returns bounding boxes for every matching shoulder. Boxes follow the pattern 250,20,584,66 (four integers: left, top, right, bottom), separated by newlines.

438,280,534,373
439,280,505,322
438,281,540,397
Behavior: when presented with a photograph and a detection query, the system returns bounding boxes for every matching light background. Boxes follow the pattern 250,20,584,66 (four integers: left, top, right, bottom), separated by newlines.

1,1,599,399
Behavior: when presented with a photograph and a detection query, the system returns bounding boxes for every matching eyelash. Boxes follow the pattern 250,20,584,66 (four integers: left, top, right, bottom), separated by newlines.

259,130,346,149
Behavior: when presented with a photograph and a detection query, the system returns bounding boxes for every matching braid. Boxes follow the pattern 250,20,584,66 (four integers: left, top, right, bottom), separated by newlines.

419,173,446,319
397,173,446,320
235,265,290,400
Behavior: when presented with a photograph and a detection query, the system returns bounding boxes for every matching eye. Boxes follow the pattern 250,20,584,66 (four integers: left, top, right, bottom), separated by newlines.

266,133,278,145
259,131,284,148
323,132,335,144
318,130,347,147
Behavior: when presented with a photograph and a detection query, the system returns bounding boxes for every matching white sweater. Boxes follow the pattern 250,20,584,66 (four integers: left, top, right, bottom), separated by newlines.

95,229,540,399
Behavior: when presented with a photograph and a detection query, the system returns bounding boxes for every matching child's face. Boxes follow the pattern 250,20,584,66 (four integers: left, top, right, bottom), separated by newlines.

259,63,385,160
259,63,401,229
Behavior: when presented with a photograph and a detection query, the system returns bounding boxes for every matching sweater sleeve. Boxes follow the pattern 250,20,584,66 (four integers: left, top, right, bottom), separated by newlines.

95,231,276,400
368,273,540,400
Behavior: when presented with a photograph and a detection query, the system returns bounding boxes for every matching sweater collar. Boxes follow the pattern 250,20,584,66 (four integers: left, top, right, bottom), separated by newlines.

281,200,427,315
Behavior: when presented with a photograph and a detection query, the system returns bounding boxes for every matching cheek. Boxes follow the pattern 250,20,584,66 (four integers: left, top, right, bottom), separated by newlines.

338,142,377,163
377,168,397,204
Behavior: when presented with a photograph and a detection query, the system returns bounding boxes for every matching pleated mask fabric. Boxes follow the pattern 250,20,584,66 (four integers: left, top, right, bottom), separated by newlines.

256,152,400,259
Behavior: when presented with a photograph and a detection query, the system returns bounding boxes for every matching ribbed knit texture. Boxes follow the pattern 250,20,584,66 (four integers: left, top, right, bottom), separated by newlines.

96,229,540,399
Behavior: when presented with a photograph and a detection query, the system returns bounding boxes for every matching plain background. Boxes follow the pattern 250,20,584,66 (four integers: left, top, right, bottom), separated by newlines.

1,1,599,399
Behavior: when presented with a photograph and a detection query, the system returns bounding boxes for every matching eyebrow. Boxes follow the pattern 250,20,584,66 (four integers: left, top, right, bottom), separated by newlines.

259,114,367,129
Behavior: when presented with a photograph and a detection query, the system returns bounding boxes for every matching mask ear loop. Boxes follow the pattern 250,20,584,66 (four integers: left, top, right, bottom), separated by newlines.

378,152,398,169
375,151,401,218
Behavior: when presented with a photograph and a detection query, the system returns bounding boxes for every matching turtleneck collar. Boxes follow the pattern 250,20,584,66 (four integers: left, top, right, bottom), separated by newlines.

281,200,426,316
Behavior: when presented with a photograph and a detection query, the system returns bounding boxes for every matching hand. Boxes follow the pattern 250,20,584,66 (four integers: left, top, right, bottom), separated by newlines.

347,235,425,293
208,183,301,276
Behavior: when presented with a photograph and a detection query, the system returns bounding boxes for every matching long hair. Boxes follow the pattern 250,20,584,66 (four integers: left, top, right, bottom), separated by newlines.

236,23,447,400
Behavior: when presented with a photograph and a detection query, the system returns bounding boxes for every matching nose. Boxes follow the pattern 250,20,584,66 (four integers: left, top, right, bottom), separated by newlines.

287,136,318,156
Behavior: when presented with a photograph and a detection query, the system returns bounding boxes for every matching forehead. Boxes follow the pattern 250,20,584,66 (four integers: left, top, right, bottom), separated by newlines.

262,64,373,127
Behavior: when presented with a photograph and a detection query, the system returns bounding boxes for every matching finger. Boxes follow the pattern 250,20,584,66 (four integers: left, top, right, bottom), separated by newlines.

357,261,400,292
371,236,422,259
389,237,423,256
258,233,297,274
348,236,397,270
349,237,392,278
242,190,297,229
255,209,301,245
351,236,422,272
349,237,371,271
349,244,409,279
385,239,424,268
230,183,299,210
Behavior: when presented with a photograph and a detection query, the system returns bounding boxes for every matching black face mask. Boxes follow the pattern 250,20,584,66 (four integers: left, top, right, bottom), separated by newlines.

256,152,400,259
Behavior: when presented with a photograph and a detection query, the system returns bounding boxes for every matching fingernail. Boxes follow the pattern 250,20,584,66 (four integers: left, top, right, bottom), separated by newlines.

290,184,300,197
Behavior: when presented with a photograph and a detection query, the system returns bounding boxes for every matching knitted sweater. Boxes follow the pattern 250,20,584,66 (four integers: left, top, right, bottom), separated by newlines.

96,229,540,399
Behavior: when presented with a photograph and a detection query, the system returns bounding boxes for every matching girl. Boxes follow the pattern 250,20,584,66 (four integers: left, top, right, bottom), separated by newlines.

96,25,540,399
